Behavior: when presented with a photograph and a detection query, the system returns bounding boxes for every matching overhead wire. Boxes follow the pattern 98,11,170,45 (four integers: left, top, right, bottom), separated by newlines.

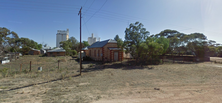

83,18,91,35
83,0,95,15
83,0,88,7
83,0,108,25
7,0,81,7
1,0,222,35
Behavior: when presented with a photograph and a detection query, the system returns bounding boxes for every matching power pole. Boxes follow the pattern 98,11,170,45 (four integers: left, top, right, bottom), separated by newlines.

78,7,82,75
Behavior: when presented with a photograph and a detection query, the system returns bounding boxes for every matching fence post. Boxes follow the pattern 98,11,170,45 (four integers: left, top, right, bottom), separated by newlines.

29,61,32,72
58,60,60,69
20,64,22,72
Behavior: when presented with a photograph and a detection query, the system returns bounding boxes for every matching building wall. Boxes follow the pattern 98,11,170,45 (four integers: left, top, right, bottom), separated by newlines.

103,43,118,61
87,43,123,61
88,48,103,61
83,50,89,56
56,29,69,47
47,52,66,57
29,50,40,55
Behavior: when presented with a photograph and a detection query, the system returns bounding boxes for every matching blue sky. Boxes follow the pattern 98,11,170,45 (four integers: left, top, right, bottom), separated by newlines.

1,0,222,47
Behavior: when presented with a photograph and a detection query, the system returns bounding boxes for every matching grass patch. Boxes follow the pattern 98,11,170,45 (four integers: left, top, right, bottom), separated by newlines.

0,68,9,78
0,86,8,89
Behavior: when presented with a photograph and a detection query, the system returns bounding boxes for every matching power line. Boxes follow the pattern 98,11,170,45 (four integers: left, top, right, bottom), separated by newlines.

2,1,222,35
8,0,81,7
0,7,78,14
83,0,95,15
0,2,80,10
0,5,79,13
83,18,90,35
84,0,107,25
83,0,88,7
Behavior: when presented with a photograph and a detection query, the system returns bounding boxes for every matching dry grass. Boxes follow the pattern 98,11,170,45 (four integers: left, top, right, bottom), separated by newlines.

1,56,222,102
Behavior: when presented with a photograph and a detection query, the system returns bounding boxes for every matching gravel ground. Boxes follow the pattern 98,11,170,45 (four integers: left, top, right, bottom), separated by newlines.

1,56,222,103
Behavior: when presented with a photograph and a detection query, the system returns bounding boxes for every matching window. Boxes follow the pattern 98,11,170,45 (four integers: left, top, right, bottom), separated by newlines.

98,50,100,57
89,50,91,56
94,50,96,57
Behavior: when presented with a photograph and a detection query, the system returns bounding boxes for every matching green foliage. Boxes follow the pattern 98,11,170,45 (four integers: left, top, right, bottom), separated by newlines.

83,41,89,47
0,68,9,77
71,50,77,56
17,37,42,50
20,46,31,55
138,37,169,62
125,22,150,58
0,27,20,56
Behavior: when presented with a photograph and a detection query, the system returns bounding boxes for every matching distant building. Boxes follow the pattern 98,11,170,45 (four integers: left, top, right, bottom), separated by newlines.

84,39,123,62
56,29,69,47
29,48,41,55
88,33,100,45
47,48,66,57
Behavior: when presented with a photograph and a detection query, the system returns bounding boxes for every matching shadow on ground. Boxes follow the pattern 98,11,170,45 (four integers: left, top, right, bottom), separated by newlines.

73,57,204,73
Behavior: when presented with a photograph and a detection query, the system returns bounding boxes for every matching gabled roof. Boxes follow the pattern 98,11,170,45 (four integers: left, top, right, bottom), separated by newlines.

30,48,40,51
47,48,66,52
42,46,51,50
88,39,117,48
81,46,89,50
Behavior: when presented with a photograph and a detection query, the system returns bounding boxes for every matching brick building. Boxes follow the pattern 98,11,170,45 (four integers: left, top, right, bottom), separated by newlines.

47,48,66,56
85,39,123,62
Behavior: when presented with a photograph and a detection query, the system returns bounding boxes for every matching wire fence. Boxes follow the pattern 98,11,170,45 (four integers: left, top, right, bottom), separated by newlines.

0,56,80,79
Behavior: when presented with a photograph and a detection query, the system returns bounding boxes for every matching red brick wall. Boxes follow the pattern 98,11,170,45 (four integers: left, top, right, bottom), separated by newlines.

88,48,103,61
88,43,123,61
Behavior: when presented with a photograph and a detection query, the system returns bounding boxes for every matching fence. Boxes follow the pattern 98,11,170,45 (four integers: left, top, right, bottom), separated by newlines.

19,60,65,72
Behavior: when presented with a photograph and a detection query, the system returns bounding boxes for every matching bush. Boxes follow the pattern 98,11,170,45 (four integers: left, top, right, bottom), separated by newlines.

71,50,77,56
0,68,9,77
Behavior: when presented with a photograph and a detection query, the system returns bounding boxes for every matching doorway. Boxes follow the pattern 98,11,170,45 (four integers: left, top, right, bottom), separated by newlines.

114,52,118,61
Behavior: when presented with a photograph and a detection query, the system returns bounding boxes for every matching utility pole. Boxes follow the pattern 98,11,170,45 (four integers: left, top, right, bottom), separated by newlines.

78,7,82,75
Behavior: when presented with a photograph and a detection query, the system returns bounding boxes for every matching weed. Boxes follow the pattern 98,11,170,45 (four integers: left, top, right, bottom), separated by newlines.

0,86,8,89
89,64,94,67
49,69,55,71
0,68,9,77
23,69,28,74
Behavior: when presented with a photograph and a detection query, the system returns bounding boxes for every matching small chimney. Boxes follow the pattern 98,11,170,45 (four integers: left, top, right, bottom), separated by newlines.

92,33,94,38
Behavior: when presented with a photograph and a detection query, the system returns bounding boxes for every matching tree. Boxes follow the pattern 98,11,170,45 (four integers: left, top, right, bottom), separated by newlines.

0,27,20,56
138,37,169,64
114,35,120,41
125,22,150,59
114,34,125,62
68,36,79,50
82,41,89,47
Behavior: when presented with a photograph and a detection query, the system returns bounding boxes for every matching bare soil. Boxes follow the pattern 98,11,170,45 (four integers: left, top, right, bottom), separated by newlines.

1,56,222,103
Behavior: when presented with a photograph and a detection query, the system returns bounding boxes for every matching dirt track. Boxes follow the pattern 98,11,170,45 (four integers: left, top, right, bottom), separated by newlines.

1,57,222,103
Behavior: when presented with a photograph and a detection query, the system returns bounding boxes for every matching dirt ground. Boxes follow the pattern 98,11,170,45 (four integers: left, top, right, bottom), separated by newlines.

1,56,222,103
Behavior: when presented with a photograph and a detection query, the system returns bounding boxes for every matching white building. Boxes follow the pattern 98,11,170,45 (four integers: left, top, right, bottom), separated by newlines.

88,33,100,45
56,29,69,47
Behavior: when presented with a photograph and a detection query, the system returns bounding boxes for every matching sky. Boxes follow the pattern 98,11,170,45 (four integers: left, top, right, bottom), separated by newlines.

1,0,222,47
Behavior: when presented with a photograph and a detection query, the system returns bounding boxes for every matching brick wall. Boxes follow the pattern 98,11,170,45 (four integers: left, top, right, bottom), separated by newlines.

88,48,103,61
88,43,123,61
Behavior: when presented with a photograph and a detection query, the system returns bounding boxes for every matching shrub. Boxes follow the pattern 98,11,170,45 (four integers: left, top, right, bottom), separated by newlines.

0,68,9,77
71,50,77,56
